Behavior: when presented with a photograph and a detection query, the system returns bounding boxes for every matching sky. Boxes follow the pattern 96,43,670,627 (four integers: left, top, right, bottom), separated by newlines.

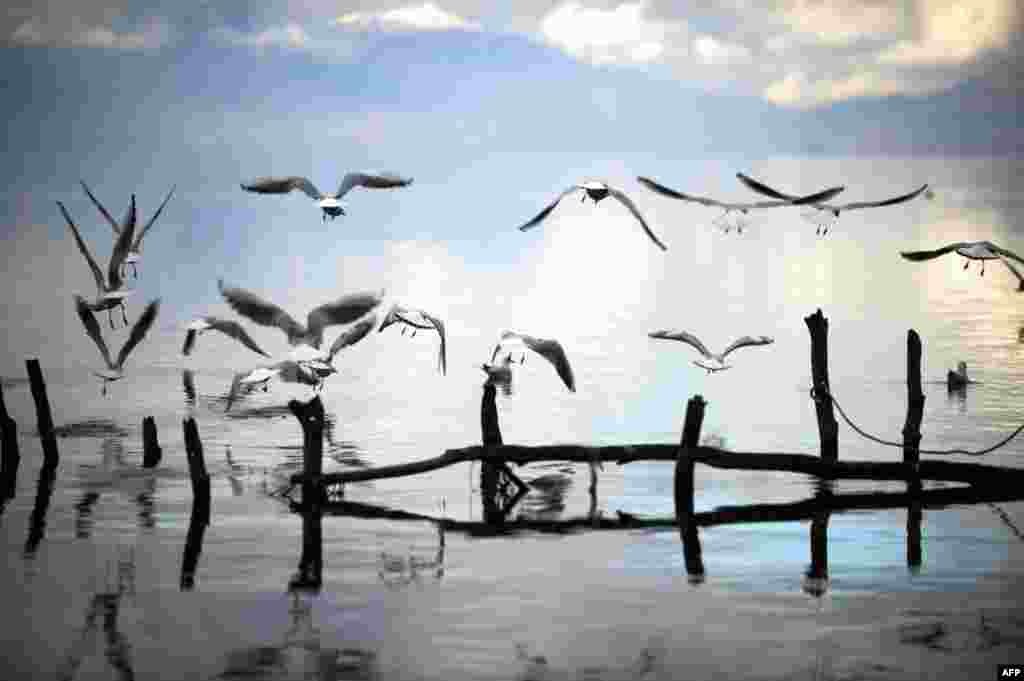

1,0,1022,380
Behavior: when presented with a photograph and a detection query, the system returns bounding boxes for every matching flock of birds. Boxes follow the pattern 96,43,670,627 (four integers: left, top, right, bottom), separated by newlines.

57,166,1021,403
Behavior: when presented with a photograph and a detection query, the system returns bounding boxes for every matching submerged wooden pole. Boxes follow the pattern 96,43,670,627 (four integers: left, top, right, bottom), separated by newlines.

902,330,925,466
803,508,830,598
675,395,706,560
906,480,923,574
180,418,210,589
805,310,838,462
0,382,21,503
288,397,324,590
141,416,162,468
480,383,503,524
25,359,59,465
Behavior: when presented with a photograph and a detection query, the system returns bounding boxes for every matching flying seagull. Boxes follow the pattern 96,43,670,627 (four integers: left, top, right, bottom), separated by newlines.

224,360,322,412
518,181,668,251
491,331,575,392
80,180,176,278
736,172,930,235
58,198,136,329
649,330,774,374
637,176,845,234
76,296,160,395
182,317,270,358
378,304,447,375
240,172,413,221
218,280,384,350
279,316,379,387
899,241,1024,291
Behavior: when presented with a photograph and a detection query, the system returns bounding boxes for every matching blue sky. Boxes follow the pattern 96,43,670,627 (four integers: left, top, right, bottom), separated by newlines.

1,1,1022,378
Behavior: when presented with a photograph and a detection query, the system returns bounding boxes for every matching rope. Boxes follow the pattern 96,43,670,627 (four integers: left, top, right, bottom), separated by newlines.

809,386,1024,457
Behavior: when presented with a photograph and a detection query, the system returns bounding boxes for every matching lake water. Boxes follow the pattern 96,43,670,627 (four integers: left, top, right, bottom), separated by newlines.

2,156,1024,679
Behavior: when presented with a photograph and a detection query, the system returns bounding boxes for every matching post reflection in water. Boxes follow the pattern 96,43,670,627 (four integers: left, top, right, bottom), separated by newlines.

907,481,923,574
24,455,57,559
73,438,160,539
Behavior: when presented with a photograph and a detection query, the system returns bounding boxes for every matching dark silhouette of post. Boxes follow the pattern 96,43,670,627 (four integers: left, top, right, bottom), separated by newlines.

902,330,925,466
141,416,162,468
0,382,20,505
480,383,504,524
906,480,923,574
805,310,838,461
803,509,830,598
25,359,59,465
24,456,57,558
676,395,706,582
180,418,210,589
289,397,325,590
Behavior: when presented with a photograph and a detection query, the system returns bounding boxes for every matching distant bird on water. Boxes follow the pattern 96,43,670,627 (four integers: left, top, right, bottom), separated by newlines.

240,172,414,221
76,296,160,395
736,172,930,235
899,241,1024,291
58,198,136,329
378,304,447,375
649,330,774,374
947,361,975,390
518,181,668,251
218,280,384,350
637,176,845,234
182,317,270,358
79,180,176,278
491,331,576,392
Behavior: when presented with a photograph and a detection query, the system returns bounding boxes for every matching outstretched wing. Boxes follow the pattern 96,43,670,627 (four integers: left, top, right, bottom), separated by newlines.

107,194,136,291
898,243,967,261
115,298,160,370
240,176,322,200
997,255,1024,291
648,329,714,359
720,335,774,359
219,280,305,343
326,315,378,362
735,173,796,201
991,244,1024,268
607,187,668,251
79,180,122,235
195,317,270,357
74,295,115,370
306,290,385,347
518,187,578,231
837,184,929,211
335,172,413,198
58,201,105,292
132,184,176,251
418,310,447,376
637,176,725,207
502,331,575,392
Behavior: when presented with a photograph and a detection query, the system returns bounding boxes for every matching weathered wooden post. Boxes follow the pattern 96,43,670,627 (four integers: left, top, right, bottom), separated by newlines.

142,416,162,468
906,480,923,574
803,509,830,598
480,383,503,524
25,359,59,465
676,395,706,582
288,397,325,590
0,382,21,503
804,310,838,462
902,330,924,466
24,456,57,558
180,417,211,589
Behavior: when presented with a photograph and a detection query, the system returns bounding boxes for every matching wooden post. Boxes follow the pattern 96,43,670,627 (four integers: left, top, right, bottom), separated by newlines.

288,397,325,590
25,359,59,465
480,383,503,524
180,418,210,589
0,382,21,503
24,457,58,557
902,330,925,466
803,509,830,598
906,480,922,574
142,417,162,468
804,310,838,462
676,395,706,581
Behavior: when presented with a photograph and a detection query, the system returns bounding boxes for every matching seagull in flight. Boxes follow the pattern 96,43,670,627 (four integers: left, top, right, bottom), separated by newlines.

240,172,414,221
218,280,384,350
283,315,380,386
182,317,270,358
518,181,668,251
58,198,136,329
736,172,930,235
637,176,845,234
224,360,323,412
491,331,576,392
75,296,160,395
899,241,1024,291
79,181,175,278
378,304,447,375
649,330,774,374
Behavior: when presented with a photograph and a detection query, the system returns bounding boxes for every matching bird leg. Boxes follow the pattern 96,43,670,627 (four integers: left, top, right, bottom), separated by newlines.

963,259,970,270
411,329,417,338
121,303,128,326
108,308,116,330
981,261,986,276
401,327,407,336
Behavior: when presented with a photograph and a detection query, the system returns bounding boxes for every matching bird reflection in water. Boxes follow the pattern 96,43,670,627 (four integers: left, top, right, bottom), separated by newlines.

74,438,158,538
378,503,446,589
519,470,572,521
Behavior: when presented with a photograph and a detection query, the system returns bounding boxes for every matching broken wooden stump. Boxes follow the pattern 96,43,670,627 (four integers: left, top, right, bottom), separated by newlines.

0,381,20,504
180,418,210,589
142,416,162,468
676,395,706,581
902,330,925,466
805,310,838,462
25,359,59,466
288,396,325,590
478,382,528,524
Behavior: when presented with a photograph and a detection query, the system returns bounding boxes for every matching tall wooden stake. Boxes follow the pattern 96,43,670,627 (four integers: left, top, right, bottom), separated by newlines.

288,396,325,590
676,395,706,581
25,359,59,465
902,330,925,466
142,416,162,468
180,418,210,589
0,382,20,503
805,310,838,461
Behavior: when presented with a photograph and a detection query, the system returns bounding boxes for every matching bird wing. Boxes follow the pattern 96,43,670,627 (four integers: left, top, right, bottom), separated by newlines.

132,185,176,251
512,332,575,392
107,194,136,290
648,329,714,359
74,295,115,370
518,186,578,231
326,315,378,362
114,298,160,370
997,255,1024,290
788,186,846,205
240,176,322,199
720,335,774,359
836,184,929,211
636,176,725,207
607,187,668,251
335,172,413,198
79,181,121,235
218,280,305,342
418,310,447,376
992,244,1024,268
898,243,967,261
306,290,385,347
58,201,106,292
735,173,796,201
377,303,405,333
207,317,270,357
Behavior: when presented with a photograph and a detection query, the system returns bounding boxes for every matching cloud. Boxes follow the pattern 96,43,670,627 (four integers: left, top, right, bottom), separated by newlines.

878,0,1017,65
693,34,751,65
336,2,477,32
537,2,674,65
213,19,361,60
9,15,171,49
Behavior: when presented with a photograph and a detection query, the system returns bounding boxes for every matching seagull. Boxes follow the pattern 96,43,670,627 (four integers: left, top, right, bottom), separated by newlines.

378,304,447,375
518,181,668,251
58,198,136,329
480,355,515,395
491,331,575,392
224,360,322,412
182,317,270,358
80,181,176,278
75,296,160,395
736,172,930,235
637,176,845,234
899,241,1024,291
947,361,975,390
649,330,774,374
240,172,414,221
218,280,384,350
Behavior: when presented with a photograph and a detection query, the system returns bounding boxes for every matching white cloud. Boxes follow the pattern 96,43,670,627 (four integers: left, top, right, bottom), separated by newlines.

878,0,1017,65
538,2,671,65
777,1,905,46
10,16,170,49
216,22,310,49
214,20,360,60
693,34,751,65
336,3,477,32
